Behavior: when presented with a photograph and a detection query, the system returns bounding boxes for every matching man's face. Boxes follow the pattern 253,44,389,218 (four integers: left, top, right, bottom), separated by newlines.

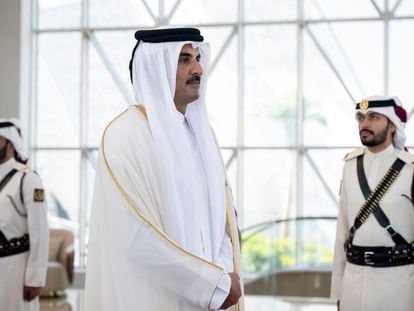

0,136,12,164
174,44,203,112
357,111,396,147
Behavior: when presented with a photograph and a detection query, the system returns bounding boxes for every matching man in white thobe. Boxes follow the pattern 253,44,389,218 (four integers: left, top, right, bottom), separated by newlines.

331,96,414,311
0,119,49,311
85,27,243,311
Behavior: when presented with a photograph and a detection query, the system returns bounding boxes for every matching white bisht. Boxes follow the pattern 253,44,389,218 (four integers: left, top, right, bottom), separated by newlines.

84,106,243,310
85,33,244,311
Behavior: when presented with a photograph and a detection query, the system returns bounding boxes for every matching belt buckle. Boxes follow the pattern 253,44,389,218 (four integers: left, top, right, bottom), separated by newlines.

364,251,375,265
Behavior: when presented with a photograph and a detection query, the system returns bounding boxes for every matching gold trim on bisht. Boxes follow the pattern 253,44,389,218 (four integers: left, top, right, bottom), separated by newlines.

101,106,223,270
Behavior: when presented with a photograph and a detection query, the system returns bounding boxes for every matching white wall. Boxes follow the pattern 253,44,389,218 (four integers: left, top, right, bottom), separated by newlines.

0,0,21,118
0,0,31,145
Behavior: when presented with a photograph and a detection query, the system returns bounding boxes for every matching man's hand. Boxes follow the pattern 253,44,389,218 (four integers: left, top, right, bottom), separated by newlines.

23,286,42,301
219,272,242,309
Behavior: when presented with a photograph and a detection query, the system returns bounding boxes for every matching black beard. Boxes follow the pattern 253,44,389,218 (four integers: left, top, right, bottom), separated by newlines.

360,122,390,147
0,141,9,162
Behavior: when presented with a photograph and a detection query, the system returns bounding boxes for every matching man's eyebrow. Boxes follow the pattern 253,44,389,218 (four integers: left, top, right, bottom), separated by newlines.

179,52,193,57
179,52,201,58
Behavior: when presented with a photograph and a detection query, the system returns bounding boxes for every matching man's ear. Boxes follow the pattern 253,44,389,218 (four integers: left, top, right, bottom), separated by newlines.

389,122,397,135
7,141,15,153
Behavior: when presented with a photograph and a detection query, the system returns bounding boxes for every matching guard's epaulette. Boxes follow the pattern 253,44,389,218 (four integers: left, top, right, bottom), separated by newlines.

396,149,414,169
343,148,365,161
17,165,32,174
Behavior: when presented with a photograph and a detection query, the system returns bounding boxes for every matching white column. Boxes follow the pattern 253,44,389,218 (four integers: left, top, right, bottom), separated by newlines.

0,0,32,145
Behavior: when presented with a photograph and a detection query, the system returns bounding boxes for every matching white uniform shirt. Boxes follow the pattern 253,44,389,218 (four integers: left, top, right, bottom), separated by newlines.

331,145,414,311
0,158,49,311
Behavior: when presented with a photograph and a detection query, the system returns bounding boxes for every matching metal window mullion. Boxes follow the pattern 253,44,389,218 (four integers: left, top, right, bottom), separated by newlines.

166,0,183,24
370,0,383,16
295,0,305,267
312,3,365,97
384,0,389,95
223,146,354,149
408,107,414,120
32,145,362,151
209,26,237,74
33,14,414,34
31,0,39,165
33,146,94,151
306,27,356,103
141,0,158,25
89,32,134,104
305,152,338,206
159,0,164,25
237,0,245,227
78,0,89,268
391,0,404,15
225,150,237,170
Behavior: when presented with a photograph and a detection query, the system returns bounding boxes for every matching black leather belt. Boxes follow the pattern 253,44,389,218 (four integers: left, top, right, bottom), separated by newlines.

346,242,414,267
0,233,30,258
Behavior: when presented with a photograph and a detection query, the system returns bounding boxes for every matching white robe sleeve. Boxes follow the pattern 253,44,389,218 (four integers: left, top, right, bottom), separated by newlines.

23,171,49,287
209,224,235,308
210,273,231,310
330,176,349,301
124,214,225,308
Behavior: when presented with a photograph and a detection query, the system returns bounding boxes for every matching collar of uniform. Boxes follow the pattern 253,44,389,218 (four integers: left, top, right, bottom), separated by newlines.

0,157,17,175
365,143,395,161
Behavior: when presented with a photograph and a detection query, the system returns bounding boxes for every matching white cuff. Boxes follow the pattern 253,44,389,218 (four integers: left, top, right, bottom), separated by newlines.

25,266,47,287
330,274,343,300
209,273,231,310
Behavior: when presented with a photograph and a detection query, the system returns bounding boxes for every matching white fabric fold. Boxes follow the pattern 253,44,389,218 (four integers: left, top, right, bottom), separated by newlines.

84,108,231,310
132,39,226,262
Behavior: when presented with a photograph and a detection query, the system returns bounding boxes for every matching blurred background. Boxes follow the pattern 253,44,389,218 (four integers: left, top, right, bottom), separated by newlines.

2,0,414,309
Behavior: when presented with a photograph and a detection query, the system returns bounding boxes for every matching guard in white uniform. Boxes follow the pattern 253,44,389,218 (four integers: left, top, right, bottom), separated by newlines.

0,119,49,311
331,96,414,311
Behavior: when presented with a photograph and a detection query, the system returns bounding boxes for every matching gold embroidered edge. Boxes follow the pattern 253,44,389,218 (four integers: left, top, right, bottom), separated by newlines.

101,107,223,271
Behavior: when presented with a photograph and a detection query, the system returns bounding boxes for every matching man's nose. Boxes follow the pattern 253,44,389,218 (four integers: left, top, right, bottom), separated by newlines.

359,119,371,129
359,118,369,127
190,61,203,76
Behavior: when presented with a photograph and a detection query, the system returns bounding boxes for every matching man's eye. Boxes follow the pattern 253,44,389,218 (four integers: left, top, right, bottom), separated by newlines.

179,58,189,64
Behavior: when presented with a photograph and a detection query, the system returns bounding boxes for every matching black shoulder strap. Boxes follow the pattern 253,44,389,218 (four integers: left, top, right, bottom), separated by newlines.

411,170,414,206
356,154,407,245
0,230,8,244
0,168,22,246
19,172,27,204
0,169,18,193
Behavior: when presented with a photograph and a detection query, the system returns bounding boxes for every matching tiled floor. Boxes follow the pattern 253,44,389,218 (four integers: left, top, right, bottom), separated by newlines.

40,290,336,311
40,290,84,311
245,296,336,311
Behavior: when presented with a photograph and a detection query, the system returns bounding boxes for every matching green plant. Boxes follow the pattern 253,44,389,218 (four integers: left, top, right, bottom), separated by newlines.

242,233,334,273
